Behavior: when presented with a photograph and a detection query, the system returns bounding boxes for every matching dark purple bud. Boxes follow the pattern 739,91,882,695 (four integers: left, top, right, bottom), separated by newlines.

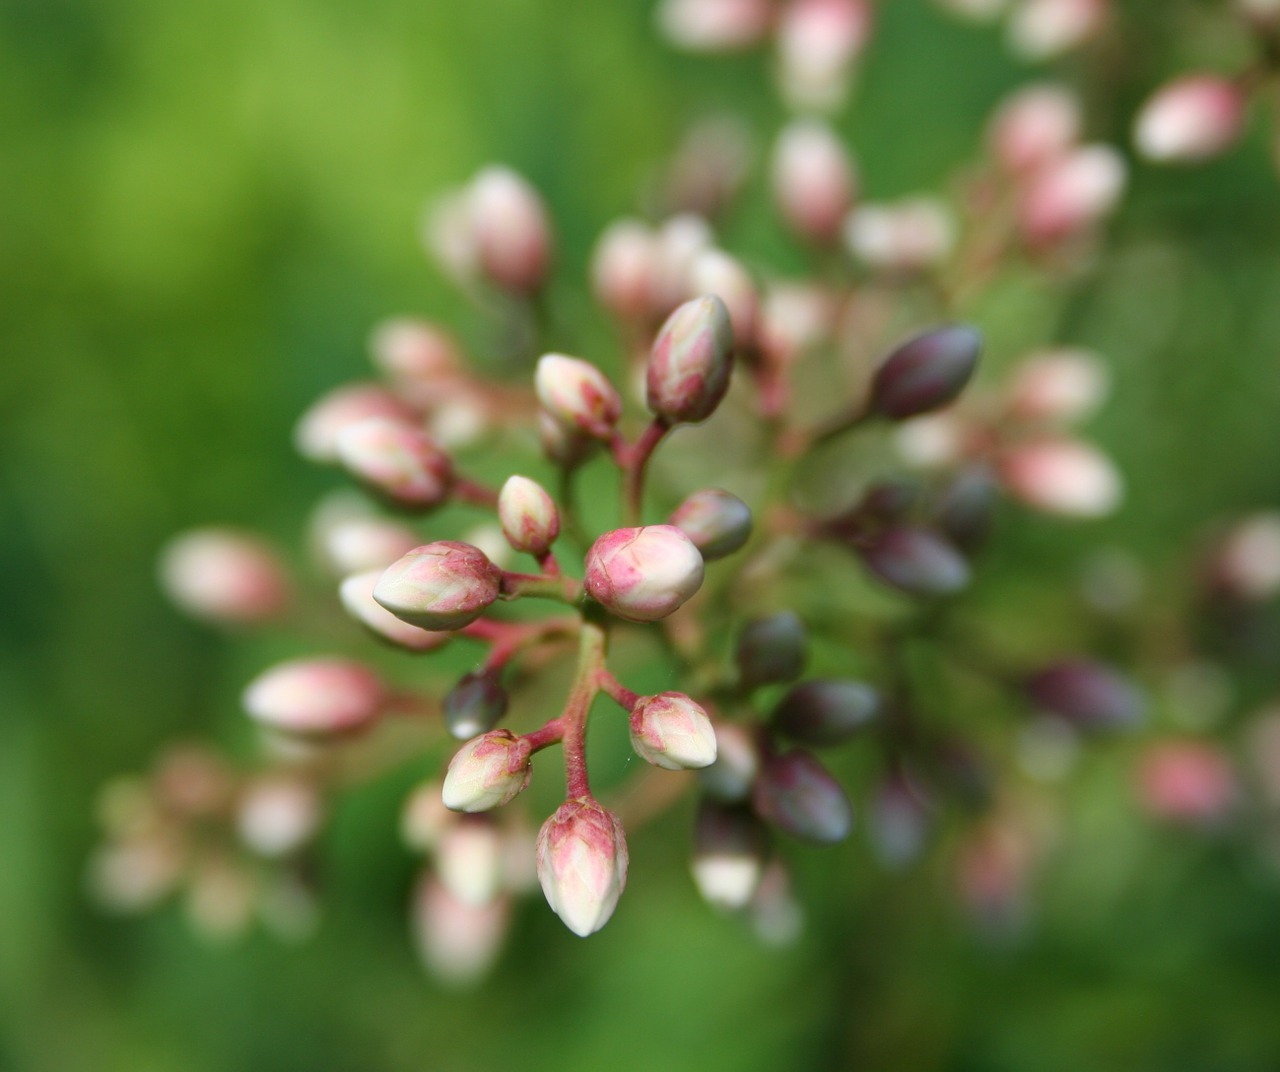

752,750,853,844
771,679,880,746
443,671,510,740
934,464,1000,552
735,612,808,689
869,325,982,420
1025,659,1145,730
859,526,970,597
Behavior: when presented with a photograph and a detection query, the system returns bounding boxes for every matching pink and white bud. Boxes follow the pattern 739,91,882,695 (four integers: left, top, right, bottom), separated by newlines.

242,657,385,736
534,354,623,440
436,817,506,907
1209,512,1280,601
339,570,449,651
498,475,560,557
591,219,659,322
629,692,718,770
159,528,291,626
758,283,835,365
1000,438,1122,517
647,294,735,424
466,167,552,294
236,776,321,857
657,0,774,52
368,317,463,401
1006,0,1106,61
373,541,502,631
1136,740,1237,824
689,249,759,348
1134,75,1246,164
441,731,533,813
669,487,753,560
988,84,1082,174
335,418,453,511
1006,348,1109,424
314,508,422,576
651,214,714,315
777,0,873,112
691,801,768,909
294,382,417,464
412,872,511,988
584,525,706,622
844,198,955,274
1019,144,1126,246
663,115,753,219
771,120,858,245
401,781,458,852
536,797,628,937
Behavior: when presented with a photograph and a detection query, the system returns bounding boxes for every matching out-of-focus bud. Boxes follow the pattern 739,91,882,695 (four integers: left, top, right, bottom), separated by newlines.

1018,144,1126,246
412,872,511,988
691,801,769,909
401,780,457,852
934,464,1001,552
152,745,234,817
987,84,1082,175
859,526,971,597
1025,659,1144,729
159,529,291,626
657,0,774,52
894,412,969,469
335,418,453,511
441,730,533,813
999,438,1121,517
1207,512,1280,601
537,409,598,469
955,819,1033,935
591,219,659,323
436,817,506,907
1133,75,1245,164
497,475,560,557
585,525,705,622
294,383,417,464
185,858,256,942
663,116,754,219
734,611,808,688
690,250,759,348
669,488,753,560
869,772,931,869
869,325,983,420
771,120,858,245
1006,0,1106,61
535,354,623,440
1005,348,1108,424
1237,0,1280,27
368,317,463,402
339,570,449,652
752,750,854,844
776,0,873,112
236,777,321,857
466,167,552,294
771,678,881,745
844,198,955,275
536,797,629,937
311,498,422,577
629,692,718,770
1136,740,1237,824
88,835,185,913
646,294,735,424
443,670,509,741
243,657,385,736
749,859,804,946
651,214,715,315
424,188,479,286
698,722,761,802
758,283,835,367
374,541,502,631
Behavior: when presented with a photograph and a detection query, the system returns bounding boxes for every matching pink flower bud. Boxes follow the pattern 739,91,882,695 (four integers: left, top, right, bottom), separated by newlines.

777,0,873,112
242,657,385,736
691,801,768,909
368,317,463,399
536,797,628,937
749,859,805,946
647,294,735,424
294,382,417,463
441,731,533,812
374,541,502,631
999,438,1122,517
758,283,835,366
412,871,511,987
657,0,774,52
651,214,714,314
591,219,659,322
689,250,759,348
988,84,1082,175
1207,512,1280,601
1005,348,1109,424
669,487,753,560
1134,75,1246,164
335,418,453,510
467,167,552,294
1019,144,1126,247
753,749,854,843
584,525,705,622
159,528,291,625
534,354,623,440
313,505,422,576
236,776,321,857
870,325,983,420
629,692,718,770
1136,740,1237,824
844,198,955,275
771,120,858,245
436,817,506,906
1006,0,1105,60
498,475,560,556
339,570,450,651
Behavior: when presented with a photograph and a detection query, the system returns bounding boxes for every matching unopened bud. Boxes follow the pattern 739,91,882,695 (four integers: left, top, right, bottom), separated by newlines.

1208,512,1280,601
497,475,560,556
1136,740,1237,824
159,529,291,625
312,501,422,576
374,541,502,631
777,0,873,112
441,731,533,812
657,0,773,52
444,671,509,740
467,167,552,294
934,464,1001,552
894,412,968,469
771,120,858,245
412,872,511,988
401,780,458,852
585,525,705,622
436,816,506,907
236,776,321,857
369,317,463,399
339,570,449,651
1006,0,1105,60
1005,348,1108,424
771,679,880,745
1019,144,1126,246
691,801,768,909
669,488,753,560
243,657,385,735
758,283,835,367
734,612,808,688
859,526,971,596
689,250,759,348
753,750,854,844
294,382,416,463
988,84,1082,174
844,198,955,275
335,418,453,511
651,214,715,315
869,325,982,420
591,219,659,322
999,438,1122,517
536,797,628,937
1025,659,1145,729
535,354,623,440
630,692,718,770
647,294,735,424
1134,75,1246,164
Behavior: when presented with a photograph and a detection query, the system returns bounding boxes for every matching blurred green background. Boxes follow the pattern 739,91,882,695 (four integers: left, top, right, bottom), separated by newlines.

5,0,1280,1069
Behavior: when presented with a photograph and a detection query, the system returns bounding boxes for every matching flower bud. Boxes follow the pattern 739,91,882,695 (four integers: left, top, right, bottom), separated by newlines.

777,0,873,112
1006,0,1105,60
436,816,506,907
771,679,881,745
536,797,628,937
869,325,982,420
467,167,552,294
859,526,971,597
1025,659,1145,730
443,670,509,740
934,464,1000,552
242,657,385,736
591,219,659,322
159,529,291,626
999,438,1121,517
1005,348,1108,424
698,722,761,802
771,120,858,245
1207,512,1280,601
312,499,422,576
749,859,805,946
758,283,835,367
1134,75,1245,164
869,772,931,869
412,872,511,988
734,612,808,688
534,354,623,440
294,382,417,463
844,198,955,275
498,475,560,556
753,750,854,844
537,409,599,469
691,801,768,909
334,417,453,511
651,214,715,315
1018,145,1126,247
646,294,735,424
894,412,968,469
689,249,759,348
584,525,705,622
988,84,1082,175
374,541,502,631
368,317,463,400
339,570,449,651
401,780,458,852
236,776,321,857
657,0,773,52
441,730,532,813
669,488,753,560
1136,740,1237,824
629,692,718,770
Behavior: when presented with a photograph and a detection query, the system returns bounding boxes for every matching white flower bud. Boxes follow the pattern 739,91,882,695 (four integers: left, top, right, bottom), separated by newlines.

630,692,718,770
441,731,533,813
534,354,623,440
498,475,560,556
536,797,628,937
585,525,706,622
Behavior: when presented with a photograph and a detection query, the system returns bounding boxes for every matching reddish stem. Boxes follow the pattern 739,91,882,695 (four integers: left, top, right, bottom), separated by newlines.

562,618,608,798
453,477,500,509
620,417,671,526
597,667,640,711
